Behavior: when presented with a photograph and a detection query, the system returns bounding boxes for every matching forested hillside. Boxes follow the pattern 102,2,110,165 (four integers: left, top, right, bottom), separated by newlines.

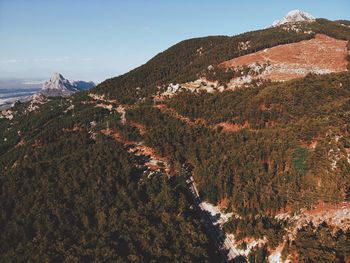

128,72,350,213
1,16,350,262
125,71,350,260
93,18,350,104
0,97,221,262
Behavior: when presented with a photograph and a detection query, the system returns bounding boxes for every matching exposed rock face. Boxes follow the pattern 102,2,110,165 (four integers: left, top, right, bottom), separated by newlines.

220,34,348,86
27,93,48,112
273,10,315,27
41,73,95,96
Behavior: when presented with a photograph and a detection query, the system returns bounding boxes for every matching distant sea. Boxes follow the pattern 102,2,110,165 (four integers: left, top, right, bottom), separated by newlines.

0,87,41,110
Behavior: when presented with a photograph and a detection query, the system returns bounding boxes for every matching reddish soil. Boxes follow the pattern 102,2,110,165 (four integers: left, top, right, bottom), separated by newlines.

308,139,318,149
132,143,170,173
220,34,348,82
306,201,350,215
129,121,146,135
218,197,229,210
32,140,43,149
157,104,259,134
15,138,25,147
156,104,197,125
62,125,82,132
214,121,250,132
11,161,18,169
101,129,136,145
156,104,248,132
101,128,171,174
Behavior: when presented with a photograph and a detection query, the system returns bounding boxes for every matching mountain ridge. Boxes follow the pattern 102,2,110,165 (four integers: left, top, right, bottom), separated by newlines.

93,17,350,104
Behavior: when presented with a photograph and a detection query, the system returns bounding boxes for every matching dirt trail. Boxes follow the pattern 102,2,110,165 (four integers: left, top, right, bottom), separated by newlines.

101,127,171,175
157,104,258,133
156,104,198,125
213,121,250,132
128,121,146,135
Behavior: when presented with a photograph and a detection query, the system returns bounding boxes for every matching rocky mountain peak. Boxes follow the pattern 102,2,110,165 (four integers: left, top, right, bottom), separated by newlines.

273,10,315,27
44,72,69,90
41,72,95,96
50,72,65,81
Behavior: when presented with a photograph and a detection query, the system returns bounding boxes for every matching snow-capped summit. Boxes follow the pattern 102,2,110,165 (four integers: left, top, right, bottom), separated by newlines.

41,72,95,96
273,10,315,27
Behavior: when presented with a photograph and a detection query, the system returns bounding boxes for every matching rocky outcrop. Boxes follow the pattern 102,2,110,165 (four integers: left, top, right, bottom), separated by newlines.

273,10,315,27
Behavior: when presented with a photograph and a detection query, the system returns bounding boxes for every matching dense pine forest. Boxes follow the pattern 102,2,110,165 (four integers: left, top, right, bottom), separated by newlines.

0,97,221,262
128,73,350,211
125,73,350,260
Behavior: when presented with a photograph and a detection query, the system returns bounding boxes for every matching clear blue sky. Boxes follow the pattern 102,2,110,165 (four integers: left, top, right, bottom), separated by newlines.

0,0,349,82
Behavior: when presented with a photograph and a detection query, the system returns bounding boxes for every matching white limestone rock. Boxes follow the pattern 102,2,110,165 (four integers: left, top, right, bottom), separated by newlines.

273,10,315,27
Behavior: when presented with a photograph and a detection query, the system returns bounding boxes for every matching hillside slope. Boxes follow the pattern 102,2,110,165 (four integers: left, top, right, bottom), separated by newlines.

125,71,350,261
93,18,350,104
1,15,350,262
0,95,221,262
220,34,348,83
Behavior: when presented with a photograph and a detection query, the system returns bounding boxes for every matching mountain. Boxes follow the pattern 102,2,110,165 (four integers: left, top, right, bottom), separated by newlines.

1,11,350,263
40,72,95,96
93,15,350,104
272,10,315,27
